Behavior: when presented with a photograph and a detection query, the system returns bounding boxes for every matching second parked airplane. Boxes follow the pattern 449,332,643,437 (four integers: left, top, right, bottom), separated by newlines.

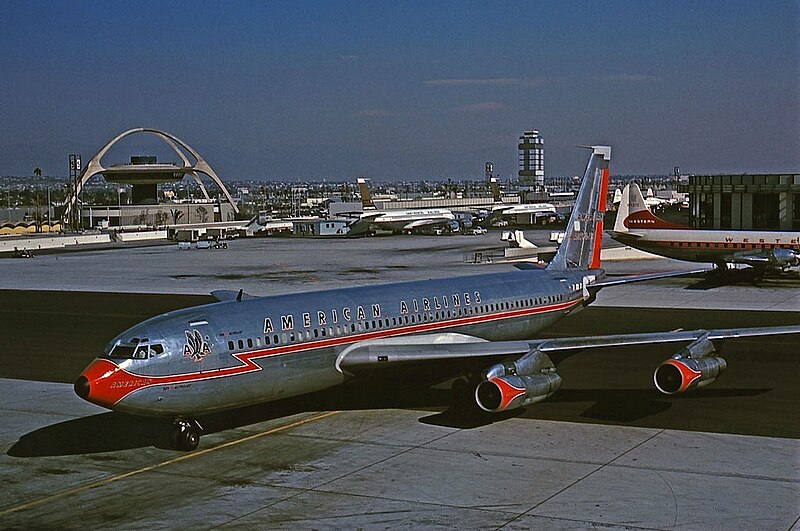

612,182,799,274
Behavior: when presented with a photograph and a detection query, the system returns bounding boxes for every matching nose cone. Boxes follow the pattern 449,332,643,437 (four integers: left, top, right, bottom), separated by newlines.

75,359,144,409
74,376,90,399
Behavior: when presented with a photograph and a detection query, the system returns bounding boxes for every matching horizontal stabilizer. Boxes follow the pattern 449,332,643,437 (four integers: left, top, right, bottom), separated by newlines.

588,268,710,291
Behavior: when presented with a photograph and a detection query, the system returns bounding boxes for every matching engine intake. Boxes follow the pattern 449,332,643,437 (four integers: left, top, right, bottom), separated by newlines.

653,334,726,395
476,373,562,412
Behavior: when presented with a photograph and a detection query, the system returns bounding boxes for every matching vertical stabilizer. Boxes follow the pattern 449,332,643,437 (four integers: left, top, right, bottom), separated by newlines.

357,178,375,210
547,146,611,271
616,183,685,231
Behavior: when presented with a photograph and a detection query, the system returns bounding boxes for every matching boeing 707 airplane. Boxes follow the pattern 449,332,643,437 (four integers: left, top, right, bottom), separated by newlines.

612,182,799,275
74,146,800,450
346,178,456,235
487,177,557,224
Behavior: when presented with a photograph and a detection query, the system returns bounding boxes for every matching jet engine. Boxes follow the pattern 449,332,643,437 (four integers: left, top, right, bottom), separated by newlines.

475,349,561,412
653,333,726,395
773,248,800,268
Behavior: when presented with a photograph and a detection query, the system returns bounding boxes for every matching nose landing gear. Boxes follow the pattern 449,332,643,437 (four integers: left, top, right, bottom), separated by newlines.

170,419,202,451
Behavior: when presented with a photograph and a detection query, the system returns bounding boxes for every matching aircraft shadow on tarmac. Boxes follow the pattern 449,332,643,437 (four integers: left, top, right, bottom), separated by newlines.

7,384,769,458
685,269,799,290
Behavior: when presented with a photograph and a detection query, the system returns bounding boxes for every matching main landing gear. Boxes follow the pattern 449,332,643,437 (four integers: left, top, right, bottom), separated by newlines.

170,419,202,451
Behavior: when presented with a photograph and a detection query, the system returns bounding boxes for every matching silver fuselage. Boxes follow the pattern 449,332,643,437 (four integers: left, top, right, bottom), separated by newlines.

80,268,598,417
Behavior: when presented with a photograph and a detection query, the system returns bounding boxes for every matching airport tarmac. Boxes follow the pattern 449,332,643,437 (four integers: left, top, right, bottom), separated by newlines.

1,233,799,529
1,231,797,310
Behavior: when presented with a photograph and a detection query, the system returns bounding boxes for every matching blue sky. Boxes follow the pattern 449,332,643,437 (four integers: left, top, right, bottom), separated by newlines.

1,1,798,180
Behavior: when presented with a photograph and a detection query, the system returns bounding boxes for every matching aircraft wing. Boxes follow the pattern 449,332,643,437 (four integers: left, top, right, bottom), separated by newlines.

336,326,800,375
731,253,772,265
402,218,451,230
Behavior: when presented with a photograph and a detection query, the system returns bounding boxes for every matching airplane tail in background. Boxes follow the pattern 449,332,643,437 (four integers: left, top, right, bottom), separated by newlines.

547,146,611,272
490,178,502,203
357,178,376,210
613,183,685,232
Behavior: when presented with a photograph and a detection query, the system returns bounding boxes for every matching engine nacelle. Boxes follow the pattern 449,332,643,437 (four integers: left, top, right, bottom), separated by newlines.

654,355,727,395
476,373,562,412
773,247,800,268
475,349,562,412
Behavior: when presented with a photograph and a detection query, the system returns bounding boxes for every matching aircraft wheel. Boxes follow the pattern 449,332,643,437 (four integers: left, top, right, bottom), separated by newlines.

170,421,201,451
182,427,200,451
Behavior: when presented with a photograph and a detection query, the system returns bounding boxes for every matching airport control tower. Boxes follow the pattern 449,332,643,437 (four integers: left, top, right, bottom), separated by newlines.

518,129,544,189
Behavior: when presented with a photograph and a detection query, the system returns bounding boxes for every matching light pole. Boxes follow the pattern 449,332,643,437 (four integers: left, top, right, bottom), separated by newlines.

34,167,41,232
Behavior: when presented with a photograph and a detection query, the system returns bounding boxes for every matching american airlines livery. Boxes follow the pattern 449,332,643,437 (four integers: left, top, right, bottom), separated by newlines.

612,182,799,274
74,147,800,450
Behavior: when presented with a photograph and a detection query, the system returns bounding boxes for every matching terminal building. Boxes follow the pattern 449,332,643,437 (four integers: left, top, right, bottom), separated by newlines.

65,128,240,231
683,173,800,230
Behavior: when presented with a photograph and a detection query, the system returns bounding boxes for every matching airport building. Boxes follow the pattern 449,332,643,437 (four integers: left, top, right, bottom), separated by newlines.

518,129,545,189
66,128,240,230
683,173,800,230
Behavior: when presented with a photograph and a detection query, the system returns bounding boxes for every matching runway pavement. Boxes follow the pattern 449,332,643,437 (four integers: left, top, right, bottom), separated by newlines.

1,234,799,529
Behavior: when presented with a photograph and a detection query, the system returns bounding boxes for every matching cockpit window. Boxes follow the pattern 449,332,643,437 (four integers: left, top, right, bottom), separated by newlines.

108,344,136,359
107,341,166,359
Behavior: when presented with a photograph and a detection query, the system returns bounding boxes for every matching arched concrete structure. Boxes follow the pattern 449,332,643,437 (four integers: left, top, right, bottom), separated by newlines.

63,128,239,224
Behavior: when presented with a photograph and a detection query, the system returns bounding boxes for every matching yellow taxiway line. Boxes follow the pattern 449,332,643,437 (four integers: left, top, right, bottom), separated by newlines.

0,410,341,516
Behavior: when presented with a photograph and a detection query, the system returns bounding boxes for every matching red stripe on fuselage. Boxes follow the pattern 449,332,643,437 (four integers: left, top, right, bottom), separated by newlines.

86,298,583,406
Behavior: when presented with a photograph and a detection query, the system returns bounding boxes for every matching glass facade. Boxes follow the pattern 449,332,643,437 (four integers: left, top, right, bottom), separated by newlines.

685,174,799,230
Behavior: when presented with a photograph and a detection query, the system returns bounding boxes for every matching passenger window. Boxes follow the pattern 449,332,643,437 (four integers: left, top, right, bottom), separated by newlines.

247,338,253,349
238,339,244,349
273,334,279,344
228,341,234,351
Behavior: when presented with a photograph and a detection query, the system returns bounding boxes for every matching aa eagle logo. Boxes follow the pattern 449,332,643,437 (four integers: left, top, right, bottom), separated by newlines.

183,330,211,362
